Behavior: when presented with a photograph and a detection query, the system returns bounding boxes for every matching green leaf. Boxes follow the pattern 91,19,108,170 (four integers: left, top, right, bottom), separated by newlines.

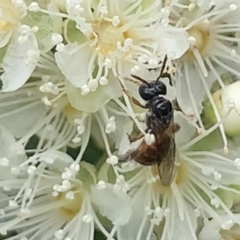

67,137,104,164
94,230,107,240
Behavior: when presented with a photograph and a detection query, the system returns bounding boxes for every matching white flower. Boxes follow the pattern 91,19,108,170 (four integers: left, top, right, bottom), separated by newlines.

30,0,188,108
2,1,240,239
1,26,39,92
169,0,240,130
64,70,122,113
0,53,140,166
0,0,64,92
0,55,83,152
54,1,169,88
0,125,26,182
0,0,27,48
0,0,41,92
0,151,131,239
113,112,240,240
198,214,240,240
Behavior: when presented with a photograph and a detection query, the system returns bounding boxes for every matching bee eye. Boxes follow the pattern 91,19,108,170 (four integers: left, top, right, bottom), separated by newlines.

139,84,154,100
156,82,166,95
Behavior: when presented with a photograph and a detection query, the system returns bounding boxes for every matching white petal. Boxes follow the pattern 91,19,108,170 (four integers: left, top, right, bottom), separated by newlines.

42,150,74,171
106,103,134,154
0,31,12,48
175,63,214,118
52,0,67,12
1,31,39,92
157,27,189,60
0,125,26,170
0,125,17,159
117,189,151,240
198,214,240,240
115,119,133,155
65,74,122,113
71,197,94,240
168,203,198,240
66,0,81,15
90,185,132,225
175,112,196,147
0,98,46,138
48,2,63,33
55,43,92,88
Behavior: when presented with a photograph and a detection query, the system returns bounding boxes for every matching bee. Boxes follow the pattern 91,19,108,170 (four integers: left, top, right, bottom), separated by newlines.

119,55,180,186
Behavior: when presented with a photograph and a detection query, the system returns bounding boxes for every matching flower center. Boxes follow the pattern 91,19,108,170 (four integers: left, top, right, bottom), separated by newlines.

63,103,83,124
0,19,10,31
0,1,21,32
53,162,96,221
55,185,85,221
220,224,240,240
151,159,188,193
39,81,69,109
184,23,212,60
92,20,130,56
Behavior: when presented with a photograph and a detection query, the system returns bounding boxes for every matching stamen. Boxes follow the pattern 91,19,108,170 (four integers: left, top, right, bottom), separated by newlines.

171,182,184,220
51,33,63,46
82,214,93,223
88,79,98,92
183,64,205,129
106,155,119,165
56,43,65,52
205,58,226,89
105,116,116,134
197,65,228,151
184,8,232,31
75,116,91,163
81,84,90,95
0,158,9,167
192,48,208,77
96,180,106,190
221,219,234,230
99,76,108,85
113,175,130,193
112,16,120,27
114,96,145,135
95,114,112,157
28,2,39,12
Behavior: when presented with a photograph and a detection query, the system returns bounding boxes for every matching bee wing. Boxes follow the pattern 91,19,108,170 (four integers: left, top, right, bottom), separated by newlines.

158,132,176,186
156,119,179,186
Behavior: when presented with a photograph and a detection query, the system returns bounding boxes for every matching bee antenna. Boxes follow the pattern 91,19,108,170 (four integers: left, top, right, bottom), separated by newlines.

156,54,168,82
131,74,150,86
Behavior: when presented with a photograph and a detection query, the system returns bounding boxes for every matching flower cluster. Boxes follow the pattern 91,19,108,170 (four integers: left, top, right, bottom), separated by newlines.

1,0,240,239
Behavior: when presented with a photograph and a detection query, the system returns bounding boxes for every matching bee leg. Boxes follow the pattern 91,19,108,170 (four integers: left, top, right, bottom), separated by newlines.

173,123,181,133
118,77,147,108
121,86,147,109
164,122,181,136
127,133,144,143
172,99,181,111
118,150,134,163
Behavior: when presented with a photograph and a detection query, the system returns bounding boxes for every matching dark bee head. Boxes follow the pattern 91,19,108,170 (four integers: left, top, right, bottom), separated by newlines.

138,81,167,101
